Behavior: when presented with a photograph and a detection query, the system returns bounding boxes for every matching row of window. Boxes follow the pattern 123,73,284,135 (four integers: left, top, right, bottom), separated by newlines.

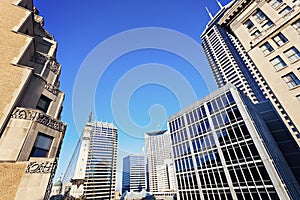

269,46,299,70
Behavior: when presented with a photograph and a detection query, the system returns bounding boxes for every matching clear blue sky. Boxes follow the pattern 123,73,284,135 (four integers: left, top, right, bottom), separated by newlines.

34,0,231,190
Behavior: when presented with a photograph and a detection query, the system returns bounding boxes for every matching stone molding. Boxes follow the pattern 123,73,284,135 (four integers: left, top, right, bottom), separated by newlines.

11,107,66,132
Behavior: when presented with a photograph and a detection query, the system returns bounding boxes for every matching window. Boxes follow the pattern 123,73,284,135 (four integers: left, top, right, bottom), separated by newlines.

279,6,292,16
253,10,266,22
260,42,274,55
284,47,300,62
244,19,254,30
262,20,274,30
269,0,282,8
272,33,288,46
282,72,300,88
292,19,300,33
251,30,261,37
270,56,287,70
36,94,51,113
30,133,53,157
296,95,300,101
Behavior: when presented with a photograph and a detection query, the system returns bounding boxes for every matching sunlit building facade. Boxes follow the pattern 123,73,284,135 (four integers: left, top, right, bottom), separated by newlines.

0,0,66,199
168,84,300,200
69,121,118,200
201,0,300,144
145,130,177,199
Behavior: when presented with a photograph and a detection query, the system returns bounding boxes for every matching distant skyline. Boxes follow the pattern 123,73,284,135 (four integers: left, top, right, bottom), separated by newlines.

33,0,231,189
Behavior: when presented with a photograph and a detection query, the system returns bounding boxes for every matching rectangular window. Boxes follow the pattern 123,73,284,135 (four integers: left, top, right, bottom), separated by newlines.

30,133,53,157
284,47,300,62
296,95,300,101
260,42,274,55
262,20,274,30
269,0,282,8
36,94,51,113
279,6,292,16
244,19,254,30
251,30,261,37
282,72,300,89
272,33,288,46
253,10,266,22
270,56,287,70
292,19,300,33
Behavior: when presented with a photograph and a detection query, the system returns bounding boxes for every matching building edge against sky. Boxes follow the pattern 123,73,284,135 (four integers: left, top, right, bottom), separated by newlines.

201,0,300,145
0,0,66,199
168,84,300,200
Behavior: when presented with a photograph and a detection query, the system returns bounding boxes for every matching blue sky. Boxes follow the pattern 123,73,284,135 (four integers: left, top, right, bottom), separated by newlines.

34,0,231,189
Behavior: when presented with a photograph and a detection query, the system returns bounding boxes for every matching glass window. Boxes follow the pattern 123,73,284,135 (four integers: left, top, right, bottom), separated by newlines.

272,33,288,46
284,47,300,62
253,9,266,22
269,0,282,8
279,6,292,16
270,56,287,70
260,42,274,55
292,19,300,33
244,19,254,30
282,72,300,89
262,20,274,30
36,94,51,113
30,133,53,157
296,95,300,101
251,30,261,37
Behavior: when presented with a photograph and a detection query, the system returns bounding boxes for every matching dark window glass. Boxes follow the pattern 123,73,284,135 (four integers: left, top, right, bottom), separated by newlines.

30,133,53,158
36,94,51,113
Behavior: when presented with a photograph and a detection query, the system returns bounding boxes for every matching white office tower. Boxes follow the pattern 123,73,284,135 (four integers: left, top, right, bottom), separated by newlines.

69,121,118,200
145,130,177,199
122,154,146,193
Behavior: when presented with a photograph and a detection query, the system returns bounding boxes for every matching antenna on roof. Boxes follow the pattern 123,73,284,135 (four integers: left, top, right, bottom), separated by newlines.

216,0,223,9
88,112,92,122
205,7,213,20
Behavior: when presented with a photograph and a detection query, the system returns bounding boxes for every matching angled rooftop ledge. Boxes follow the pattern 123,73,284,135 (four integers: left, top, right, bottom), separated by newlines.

11,107,66,132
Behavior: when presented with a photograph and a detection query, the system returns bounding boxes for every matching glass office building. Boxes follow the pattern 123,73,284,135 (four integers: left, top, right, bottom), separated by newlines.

168,84,300,200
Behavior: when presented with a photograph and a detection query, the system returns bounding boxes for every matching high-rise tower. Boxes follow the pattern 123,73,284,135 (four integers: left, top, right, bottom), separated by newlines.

201,0,300,144
69,121,118,200
0,0,66,199
122,154,146,193
145,130,177,199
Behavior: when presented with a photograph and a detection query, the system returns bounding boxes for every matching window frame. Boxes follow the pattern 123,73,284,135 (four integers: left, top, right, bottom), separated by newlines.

30,133,53,158
260,42,274,55
282,72,300,89
284,47,300,63
272,33,288,46
270,56,287,70
36,94,51,113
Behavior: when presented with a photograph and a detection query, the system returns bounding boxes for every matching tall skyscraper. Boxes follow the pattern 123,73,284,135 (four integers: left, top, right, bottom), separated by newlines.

0,1,66,199
168,84,300,200
145,130,177,199
122,154,146,193
201,0,300,144
69,121,118,200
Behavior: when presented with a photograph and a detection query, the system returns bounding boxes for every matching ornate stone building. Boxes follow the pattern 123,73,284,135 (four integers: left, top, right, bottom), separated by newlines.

0,0,66,199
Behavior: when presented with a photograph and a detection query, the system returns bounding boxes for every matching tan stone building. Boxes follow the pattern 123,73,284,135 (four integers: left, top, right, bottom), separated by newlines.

202,0,300,144
0,0,66,199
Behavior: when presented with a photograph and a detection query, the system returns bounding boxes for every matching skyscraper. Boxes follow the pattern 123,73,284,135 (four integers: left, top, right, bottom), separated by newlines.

145,130,177,199
69,121,118,200
0,1,66,199
122,154,146,193
201,0,300,144
168,84,300,200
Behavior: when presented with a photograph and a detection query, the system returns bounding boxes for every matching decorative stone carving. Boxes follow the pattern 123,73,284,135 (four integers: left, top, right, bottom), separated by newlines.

11,107,66,132
46,59,60,74
44,83,58,95
25,161,56,174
